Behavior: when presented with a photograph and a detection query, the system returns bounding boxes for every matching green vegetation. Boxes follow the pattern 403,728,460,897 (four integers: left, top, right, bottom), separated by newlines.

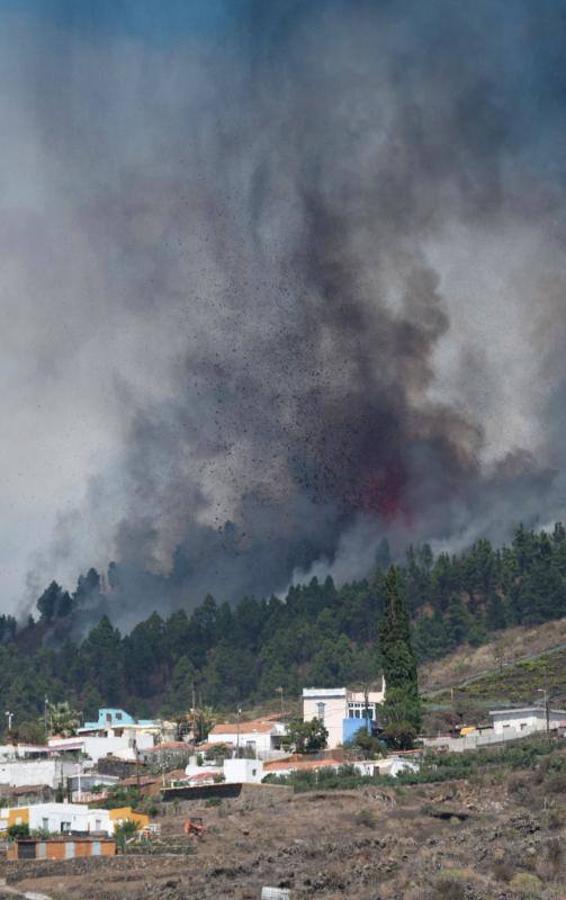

98,784,141,810
46,700,80,737
1,523,566,735
6,823,30,839
427,646,566,729
114,819,140,852
283,717,328,753
265,736,566,792
379,566,421,744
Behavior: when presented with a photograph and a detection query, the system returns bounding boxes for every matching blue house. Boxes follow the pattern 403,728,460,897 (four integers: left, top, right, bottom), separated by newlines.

80,708,158,732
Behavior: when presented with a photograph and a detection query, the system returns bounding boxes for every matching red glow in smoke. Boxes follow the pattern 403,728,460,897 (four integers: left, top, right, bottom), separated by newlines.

358,465,413,525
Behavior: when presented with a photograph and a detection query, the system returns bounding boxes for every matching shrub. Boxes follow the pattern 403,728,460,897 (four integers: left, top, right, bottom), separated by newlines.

354,808,377,829
509,872,543,897
434,872,467,900
7,823,30,839
545,837,562,873
492,860,514,883
114,819,140,852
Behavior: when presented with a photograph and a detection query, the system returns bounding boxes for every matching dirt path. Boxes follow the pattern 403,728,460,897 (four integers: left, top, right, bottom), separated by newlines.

0,878,51,900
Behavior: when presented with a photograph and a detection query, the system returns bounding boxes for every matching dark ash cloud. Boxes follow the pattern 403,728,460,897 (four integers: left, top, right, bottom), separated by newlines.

2,0,566,625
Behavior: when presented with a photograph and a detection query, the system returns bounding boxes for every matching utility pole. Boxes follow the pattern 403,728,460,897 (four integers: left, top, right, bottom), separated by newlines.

160,728,166,789
236,707,241,758
537,686,551,743
44,696,49,735
276,687,284,719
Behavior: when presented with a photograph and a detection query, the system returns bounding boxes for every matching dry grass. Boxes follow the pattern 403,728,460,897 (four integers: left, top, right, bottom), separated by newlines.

420,617,566,692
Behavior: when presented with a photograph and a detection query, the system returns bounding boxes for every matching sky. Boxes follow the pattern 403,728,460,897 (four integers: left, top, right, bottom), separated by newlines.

2,0,566,624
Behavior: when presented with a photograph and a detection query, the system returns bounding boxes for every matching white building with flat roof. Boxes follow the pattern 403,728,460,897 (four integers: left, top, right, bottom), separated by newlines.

0,759,77,790
207,719,286,757
490,706,566,736
302,681,385,749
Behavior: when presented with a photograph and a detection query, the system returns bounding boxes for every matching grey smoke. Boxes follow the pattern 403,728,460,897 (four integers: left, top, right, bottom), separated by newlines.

2,1,566,625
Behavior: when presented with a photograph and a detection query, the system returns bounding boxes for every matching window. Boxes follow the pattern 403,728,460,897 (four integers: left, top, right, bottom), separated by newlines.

347,701,376,720
60,821,71,833
316,702,325,721
116,712,122,721
106,713,112,723
42,818,49,831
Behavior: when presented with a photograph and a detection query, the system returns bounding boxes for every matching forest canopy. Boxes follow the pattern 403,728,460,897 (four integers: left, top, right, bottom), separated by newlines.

1,523,566,739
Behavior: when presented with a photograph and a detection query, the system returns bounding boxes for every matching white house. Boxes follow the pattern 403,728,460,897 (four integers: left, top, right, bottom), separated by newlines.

48,729,155,764
223,758,264,784
207,719,286,757
361,756,421,778
302,682,385,750
489,706,566,736
0,759,77,790
46,707,168,764
0,802,148,836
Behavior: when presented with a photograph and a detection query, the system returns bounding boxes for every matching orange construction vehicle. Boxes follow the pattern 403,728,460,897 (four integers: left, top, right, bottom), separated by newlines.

183,817,207,837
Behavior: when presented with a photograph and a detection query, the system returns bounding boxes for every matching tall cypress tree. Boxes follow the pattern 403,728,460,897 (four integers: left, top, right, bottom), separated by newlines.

379,566,421,740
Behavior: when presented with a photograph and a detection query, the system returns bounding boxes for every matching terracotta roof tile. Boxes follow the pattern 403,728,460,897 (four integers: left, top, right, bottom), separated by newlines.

263,758,342,772
210,719,275,736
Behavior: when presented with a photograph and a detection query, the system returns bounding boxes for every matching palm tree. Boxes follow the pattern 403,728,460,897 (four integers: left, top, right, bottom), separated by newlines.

47,701,80,737
191,706,217,743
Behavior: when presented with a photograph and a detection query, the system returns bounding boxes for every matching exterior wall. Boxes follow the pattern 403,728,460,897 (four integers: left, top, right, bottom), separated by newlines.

108,808,149,831
491,709,566,735
423,724,563,753
48,731,156,763
208,731,274,755
348,687,385,715
82,708,137,730
83,731,154,762
0,803,147,836
7,839,116,860
67,773,119,792
303,689,347,749
7,806,30,828
342,717,371,744
303,686,385,749
223,758,264,784
0,759,76,789
27,802,101,834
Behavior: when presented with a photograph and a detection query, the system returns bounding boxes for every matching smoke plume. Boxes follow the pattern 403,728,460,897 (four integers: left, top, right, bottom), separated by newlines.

2,0,566,625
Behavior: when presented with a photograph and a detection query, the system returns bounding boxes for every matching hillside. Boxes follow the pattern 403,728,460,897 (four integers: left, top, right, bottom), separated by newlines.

2,736,565,899
2,522,566,741
420,619,566,734
420,616,566,693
